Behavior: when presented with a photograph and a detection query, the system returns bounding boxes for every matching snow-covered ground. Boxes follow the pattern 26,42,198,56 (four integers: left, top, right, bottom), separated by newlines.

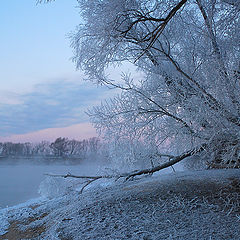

0,168,240,239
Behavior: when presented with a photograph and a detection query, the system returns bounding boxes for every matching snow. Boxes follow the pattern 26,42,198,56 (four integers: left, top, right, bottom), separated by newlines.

0,169,240,239
0,210,9,235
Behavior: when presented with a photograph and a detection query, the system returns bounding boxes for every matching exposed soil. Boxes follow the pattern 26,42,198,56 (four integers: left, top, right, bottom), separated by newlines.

0,212,47,240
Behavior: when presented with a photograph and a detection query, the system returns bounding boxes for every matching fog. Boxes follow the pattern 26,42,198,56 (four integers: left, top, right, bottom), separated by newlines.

0,162,101,208
0,157,186,209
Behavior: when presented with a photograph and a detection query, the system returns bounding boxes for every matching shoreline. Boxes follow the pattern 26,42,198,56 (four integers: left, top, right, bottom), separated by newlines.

1,169,240,239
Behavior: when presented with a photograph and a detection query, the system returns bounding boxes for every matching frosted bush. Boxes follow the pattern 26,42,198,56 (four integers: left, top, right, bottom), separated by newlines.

38,176,77,199
105,138,162,173
183,155,208,170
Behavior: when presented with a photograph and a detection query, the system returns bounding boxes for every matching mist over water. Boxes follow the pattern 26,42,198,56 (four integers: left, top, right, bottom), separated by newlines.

0,157,186,209
0,161,101,208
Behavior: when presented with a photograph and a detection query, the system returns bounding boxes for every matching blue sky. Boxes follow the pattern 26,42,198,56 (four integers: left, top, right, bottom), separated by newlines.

0,0,110,142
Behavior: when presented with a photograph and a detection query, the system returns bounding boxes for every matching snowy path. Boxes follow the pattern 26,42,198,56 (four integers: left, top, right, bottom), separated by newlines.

0,169,240,240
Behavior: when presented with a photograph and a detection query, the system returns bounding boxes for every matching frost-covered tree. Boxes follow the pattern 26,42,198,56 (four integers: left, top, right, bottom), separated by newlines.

43,0,240,170
72,0,240,169
50,137,69,157
76,0,240,169
103,137,168,172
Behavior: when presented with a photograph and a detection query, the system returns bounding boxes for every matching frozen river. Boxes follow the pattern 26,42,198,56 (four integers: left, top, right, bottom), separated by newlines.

0,163,99,208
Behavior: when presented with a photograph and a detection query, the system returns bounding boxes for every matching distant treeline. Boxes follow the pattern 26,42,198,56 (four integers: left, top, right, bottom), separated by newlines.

0,137,101,164
0,137,171,169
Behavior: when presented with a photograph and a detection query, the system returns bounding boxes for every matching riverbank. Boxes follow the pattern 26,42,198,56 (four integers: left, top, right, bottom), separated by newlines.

1,169,240,240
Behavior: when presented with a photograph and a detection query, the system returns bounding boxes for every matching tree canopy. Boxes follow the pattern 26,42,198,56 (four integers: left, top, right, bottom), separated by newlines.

43,0,240,169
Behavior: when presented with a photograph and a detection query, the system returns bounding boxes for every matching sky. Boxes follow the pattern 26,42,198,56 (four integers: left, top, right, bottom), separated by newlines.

0,0,115,143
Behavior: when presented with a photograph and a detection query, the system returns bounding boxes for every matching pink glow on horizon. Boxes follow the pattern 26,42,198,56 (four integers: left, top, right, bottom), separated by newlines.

0,123,98,143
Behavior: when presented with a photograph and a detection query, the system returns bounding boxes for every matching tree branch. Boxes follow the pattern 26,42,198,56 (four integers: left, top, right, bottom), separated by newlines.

125,144,206,179
45,144,206,192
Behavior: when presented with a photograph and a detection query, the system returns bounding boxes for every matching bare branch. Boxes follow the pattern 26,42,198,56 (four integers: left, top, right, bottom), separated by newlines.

45,144,206,192
37,0,55,3
136,0,187,60
125,144,206,179
44,173,111,180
